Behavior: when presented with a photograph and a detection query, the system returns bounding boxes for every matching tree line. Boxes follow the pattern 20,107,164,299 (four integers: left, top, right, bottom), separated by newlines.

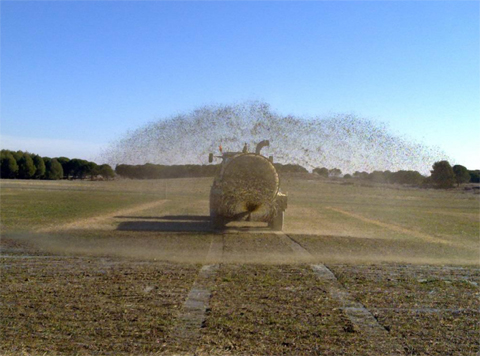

313,166,426,185
0,150,115,180
114,162,309,179
2,148,476,189
115,163,219,179
314,161,479,189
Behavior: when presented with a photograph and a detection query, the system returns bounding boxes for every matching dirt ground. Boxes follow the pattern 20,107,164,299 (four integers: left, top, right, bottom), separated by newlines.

1,255,478,355
1,257,199,355
1,178,479,355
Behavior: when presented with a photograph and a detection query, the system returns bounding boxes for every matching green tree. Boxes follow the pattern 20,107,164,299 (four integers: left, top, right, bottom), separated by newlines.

452,165,470,186
388,170,424,186
69,158,90,179
17,153,36,179
45,158,64,180
469,170,480,183
99,164,115,180
353,171,369,180
0,151,19,178
32,154,46,179
329,168,342,178
313,167,329,177
368,171,387,183
86,161,98,180
56,157,71,179
11,150,23,162
43,157,51,178
343,173,352,179
273,163,308,174
430,161,455,189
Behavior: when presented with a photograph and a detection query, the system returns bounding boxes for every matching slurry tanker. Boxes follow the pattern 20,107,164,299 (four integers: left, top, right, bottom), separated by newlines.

208,140,287,230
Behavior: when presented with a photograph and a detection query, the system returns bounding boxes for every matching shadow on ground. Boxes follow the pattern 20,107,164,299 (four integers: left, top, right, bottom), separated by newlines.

114,215,275,233
115,215,211,221
115,215,213,232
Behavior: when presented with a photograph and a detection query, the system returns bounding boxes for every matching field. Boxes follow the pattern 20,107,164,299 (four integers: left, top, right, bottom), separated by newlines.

1,177,479,355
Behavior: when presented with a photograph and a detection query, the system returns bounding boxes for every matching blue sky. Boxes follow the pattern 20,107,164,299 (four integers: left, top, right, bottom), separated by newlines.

1,1,479,168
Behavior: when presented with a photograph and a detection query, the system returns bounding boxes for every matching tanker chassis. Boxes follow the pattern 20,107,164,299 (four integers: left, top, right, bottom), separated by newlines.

208,140,287,231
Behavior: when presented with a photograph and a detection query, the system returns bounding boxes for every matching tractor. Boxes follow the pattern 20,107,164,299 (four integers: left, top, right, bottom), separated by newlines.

208,140,287,230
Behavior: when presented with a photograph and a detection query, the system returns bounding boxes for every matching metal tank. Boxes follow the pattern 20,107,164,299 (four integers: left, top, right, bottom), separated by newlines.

208,140,287,230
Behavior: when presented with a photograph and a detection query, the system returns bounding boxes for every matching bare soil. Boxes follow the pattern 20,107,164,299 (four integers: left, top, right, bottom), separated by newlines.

332,264,480,356
1,257,199,355
1,178,479,354
197,264,394,355
196,263,480,355
1,255,479,355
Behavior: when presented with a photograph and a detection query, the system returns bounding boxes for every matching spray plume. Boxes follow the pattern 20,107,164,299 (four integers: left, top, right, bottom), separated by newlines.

102,101,449,174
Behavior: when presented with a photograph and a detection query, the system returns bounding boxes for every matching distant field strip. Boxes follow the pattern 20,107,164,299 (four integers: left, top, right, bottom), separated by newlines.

424,210,480,221
38,199,168,232
326,207,454,245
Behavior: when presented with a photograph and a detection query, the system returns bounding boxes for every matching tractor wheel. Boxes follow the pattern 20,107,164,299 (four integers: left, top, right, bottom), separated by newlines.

269,211,284,231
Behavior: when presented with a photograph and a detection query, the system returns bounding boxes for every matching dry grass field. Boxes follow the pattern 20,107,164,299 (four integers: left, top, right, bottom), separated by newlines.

1,177,479,355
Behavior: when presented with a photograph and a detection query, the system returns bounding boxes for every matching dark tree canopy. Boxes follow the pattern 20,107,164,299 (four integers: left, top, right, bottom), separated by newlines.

0,151,19,178
56,157,71,178
69,159,91,179
329,168,342,177
17,153,36,179
87,162,99,179
469,170,480,183
99,164,115,180
368,171,387,183
11,151,23,162
389,170,425,185
353,171,369,180
452,165,470,186
32,154,46,179
313,167,329,177
45,158,64,180
431,160,455,189
0,149,105,180
115,163,220,179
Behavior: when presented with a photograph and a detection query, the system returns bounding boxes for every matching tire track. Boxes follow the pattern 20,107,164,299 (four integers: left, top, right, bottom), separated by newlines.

276,231,404,354
169,235,223,354
274,231,313,260
170,264,218,353
311,264,405,355
205,234,224,264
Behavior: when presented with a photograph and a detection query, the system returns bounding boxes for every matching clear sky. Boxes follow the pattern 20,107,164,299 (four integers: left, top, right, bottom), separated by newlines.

1,1,479,168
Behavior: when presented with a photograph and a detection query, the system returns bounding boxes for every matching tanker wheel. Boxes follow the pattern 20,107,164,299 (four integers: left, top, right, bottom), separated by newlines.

210,211,225,230
269,211,284,231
